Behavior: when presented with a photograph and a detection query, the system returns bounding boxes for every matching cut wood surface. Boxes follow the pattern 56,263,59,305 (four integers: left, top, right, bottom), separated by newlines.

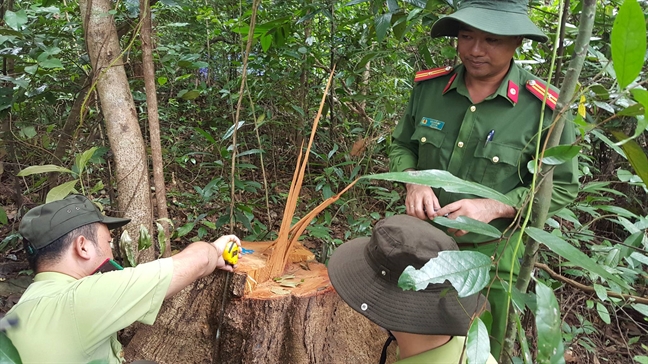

125,240,395,363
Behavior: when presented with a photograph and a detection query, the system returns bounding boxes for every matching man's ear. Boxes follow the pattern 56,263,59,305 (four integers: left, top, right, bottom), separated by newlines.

73,235,93,261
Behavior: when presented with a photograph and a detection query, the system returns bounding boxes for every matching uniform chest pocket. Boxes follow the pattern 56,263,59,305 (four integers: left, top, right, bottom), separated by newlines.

470,142,524,191
411,126,446,170
411,126,445,147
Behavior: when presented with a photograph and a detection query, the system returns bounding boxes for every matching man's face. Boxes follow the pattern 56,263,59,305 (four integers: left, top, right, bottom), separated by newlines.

456,25,522,81
92,223,115,261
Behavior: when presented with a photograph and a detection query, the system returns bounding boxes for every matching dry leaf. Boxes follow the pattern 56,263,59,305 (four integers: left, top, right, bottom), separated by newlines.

280,282,300,288
271,288,290,295
350,138,367,157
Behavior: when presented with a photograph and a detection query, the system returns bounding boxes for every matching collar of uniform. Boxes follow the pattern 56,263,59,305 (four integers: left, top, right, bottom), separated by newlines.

491,61,520,106
444,62,520,107
442,65,464,95
34,271,78,282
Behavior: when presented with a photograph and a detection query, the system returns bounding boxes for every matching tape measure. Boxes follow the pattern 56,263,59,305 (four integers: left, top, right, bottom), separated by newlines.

222,240,240,265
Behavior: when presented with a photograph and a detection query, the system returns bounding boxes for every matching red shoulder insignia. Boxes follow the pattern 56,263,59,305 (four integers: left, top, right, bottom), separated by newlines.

507,80,519,104
526,79,558,110
414,66,453,83
443,73,458,94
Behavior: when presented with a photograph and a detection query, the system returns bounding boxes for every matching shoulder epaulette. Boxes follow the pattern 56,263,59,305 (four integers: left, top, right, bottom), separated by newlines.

526,79,559,110
414,66,453,83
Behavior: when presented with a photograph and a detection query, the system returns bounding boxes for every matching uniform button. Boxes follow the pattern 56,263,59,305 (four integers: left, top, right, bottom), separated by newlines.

395,120,399,125
528,80,536,86
445,66,452,71
510,88,517,95
492,156,500,163
470,105,476,112
421,137,427,143
457,141,464,148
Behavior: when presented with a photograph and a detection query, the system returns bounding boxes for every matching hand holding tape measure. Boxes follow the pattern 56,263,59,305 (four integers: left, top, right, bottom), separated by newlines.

212,235,241,268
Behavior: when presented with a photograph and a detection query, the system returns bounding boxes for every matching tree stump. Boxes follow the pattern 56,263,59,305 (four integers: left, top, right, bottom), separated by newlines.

125,242,396,363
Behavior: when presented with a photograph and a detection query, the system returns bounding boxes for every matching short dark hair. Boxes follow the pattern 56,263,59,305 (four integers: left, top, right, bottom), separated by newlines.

25,223,98,271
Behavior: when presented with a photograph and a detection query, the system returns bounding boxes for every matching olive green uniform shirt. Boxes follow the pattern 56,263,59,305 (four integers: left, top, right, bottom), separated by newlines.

4,258,173,363
389,63,578,244
395,336,498,363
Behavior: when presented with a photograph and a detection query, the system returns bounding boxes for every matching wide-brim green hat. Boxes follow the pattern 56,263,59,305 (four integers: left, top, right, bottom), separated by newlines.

431,0,549,43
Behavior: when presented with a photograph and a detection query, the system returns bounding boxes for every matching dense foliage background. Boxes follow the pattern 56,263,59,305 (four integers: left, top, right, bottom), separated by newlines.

1,0,647,362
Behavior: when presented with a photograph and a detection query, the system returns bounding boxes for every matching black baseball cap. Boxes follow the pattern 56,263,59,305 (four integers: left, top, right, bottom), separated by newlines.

19,195,130,253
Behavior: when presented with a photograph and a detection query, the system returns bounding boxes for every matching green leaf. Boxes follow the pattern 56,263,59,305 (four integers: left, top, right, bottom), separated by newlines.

4,10,27,31
24,64,38,75
120,230,137,267
525,227,626,287
398,250,491,297
629,252,648,266
38,57,63,69
634,356,648,364
363,170,514,206
541,145,580,165
222,121,245,140
176,222,195,238
180,90,200,100
17,164,73,176
596,302,611,324
374,13,392,42
76,147,98,175
0,332,22,364
466,318,490,364
260,34,272,52
0,207,7,225
631,88,648,129
610,130,648,187
157,77,167,86
536,280,565,364
45,180,78,203
433,216,502,238
593,284,608,301
611,0,647,89
156,221,166,258
631,303,648,316
138,225,152,252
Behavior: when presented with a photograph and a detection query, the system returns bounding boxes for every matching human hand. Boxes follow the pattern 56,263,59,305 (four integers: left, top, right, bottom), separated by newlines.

434,199,515,237
405,183,441,221
211,235,241,272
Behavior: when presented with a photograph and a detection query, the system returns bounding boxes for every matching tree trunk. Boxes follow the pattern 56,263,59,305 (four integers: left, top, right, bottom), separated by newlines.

140,0,171,257
79,0,154,262
125,242,395,363
79,0,153,262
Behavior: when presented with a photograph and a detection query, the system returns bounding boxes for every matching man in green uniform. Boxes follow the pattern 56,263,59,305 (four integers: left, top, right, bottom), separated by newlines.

329,215,497,363
388,0,579,359
2,194,240,363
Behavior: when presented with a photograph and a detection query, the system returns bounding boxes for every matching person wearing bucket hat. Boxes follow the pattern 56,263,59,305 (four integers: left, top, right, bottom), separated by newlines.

2,194,241,363
388,0,579,359
329,215,496,363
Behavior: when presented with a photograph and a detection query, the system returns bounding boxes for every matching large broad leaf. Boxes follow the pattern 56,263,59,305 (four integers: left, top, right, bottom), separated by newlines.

466,318,490,364
4,10,27,31
541,145,581,165
433,216,502,238
17,164,73,176
591,129,626,159
610,130,648,187
535,280,565,364
75,147,98,175
525,227,626,287
363,170,513,206
120,230,137,267
374,13,392,42
45,180,78,203
630,89,648,138
0,207,7,225
611,0,647,89
398,250,491,297
0,332,21,364
137,225,152,252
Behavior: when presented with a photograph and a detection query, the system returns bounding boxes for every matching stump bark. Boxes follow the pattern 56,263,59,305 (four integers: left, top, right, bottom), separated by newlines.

125,242,396,363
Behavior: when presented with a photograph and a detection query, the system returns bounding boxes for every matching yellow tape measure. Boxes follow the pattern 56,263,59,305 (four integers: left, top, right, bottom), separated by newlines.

222,240,239,265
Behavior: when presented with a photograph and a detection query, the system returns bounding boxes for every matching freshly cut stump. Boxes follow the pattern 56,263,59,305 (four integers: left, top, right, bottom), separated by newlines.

125,242,395,363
